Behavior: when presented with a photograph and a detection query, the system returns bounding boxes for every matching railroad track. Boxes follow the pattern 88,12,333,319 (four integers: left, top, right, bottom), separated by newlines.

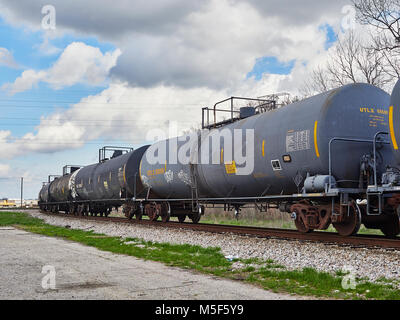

35,210,400,251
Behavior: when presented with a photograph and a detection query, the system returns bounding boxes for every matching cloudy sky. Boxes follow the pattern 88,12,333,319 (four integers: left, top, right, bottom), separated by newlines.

0,0,352,199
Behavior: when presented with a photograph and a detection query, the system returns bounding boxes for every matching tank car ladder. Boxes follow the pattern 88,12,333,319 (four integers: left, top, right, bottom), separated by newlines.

190,163,199,213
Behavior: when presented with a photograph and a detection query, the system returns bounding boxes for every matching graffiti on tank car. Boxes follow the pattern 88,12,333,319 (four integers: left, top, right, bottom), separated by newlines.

177,170,191,186
164,170,174,183
141,175,150,188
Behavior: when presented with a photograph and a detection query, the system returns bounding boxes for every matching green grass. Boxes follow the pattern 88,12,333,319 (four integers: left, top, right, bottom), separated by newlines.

199,215,385,236
1,211,399,300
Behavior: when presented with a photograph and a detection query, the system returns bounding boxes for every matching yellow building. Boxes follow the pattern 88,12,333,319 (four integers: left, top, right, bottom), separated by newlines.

0,199,16,208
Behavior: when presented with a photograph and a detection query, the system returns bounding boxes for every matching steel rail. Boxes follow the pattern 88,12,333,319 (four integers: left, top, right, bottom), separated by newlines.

39,211,400,250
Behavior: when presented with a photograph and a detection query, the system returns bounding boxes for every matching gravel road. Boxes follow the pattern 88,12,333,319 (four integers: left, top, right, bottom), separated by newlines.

0,226,301,300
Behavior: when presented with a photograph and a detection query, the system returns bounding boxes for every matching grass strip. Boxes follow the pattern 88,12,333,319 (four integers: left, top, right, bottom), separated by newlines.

1,211,399,300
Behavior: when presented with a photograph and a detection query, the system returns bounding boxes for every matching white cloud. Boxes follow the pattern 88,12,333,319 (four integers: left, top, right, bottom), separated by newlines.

0,47,18,68
0,163,10,178
36,35,62,56
0,0,363,161
3,42,121,94
110,0,336,89
0,82,224,158
0,0,350,89
0,73,307,160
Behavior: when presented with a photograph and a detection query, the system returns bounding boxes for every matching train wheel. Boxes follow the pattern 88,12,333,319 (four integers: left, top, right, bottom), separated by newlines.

293,209,312,233
123,206,133,219
146,202,160,222
333,201,361,236
380,209,400,238
189,213,201,224
178,215,186,223
135,210,143,221
162,213,170,223
160,203,170,223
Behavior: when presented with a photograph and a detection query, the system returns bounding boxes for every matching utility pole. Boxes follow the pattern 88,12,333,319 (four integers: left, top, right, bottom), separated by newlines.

20,177,23,209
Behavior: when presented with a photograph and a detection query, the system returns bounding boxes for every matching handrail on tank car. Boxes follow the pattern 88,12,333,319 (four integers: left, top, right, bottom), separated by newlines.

48,175,60,183
62,165,84,176
328,134,390,191
201,97,276,129
99,146,134,163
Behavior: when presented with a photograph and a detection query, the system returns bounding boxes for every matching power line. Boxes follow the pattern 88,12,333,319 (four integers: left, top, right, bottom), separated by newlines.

0,117,196,123
0,124,195,128
0,104,205,110
0,140,148,145
0,99,207,105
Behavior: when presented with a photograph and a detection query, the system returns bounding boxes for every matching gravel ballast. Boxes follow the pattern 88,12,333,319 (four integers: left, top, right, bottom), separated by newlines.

25,210,400,283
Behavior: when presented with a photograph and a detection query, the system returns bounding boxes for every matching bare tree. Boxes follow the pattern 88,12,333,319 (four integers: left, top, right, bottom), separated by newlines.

353,0,400,78
301,66,333,97
302,30,390,96
353,0,400,50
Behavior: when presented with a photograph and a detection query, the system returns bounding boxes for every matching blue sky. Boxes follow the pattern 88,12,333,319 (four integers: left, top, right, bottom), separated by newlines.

0,16,116,135
0,3,340,199
320,24,338,49
247,57,296,80
0,17,126,198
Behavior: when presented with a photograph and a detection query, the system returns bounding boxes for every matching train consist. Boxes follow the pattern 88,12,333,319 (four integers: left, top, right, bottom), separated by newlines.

39,80,400,237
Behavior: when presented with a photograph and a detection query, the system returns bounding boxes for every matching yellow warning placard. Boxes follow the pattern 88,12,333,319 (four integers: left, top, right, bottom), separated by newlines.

225,161,237,174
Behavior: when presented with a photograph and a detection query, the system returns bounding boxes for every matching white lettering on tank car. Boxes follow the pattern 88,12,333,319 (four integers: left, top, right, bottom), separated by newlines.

286,130,310,152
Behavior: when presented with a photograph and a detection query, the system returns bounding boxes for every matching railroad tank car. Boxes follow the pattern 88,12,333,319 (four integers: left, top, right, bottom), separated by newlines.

39,81,400,236
74,145,149,201
140,83,395,200
48,174,73,203
38,146,150,216
389,79,400,163
38,183,50,206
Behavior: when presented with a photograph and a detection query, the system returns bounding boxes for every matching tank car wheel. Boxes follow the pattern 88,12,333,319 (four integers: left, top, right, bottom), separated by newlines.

160,203,171,223
189,213,201,224
82,205,88,216
123,206,133,219
293,209,313,233
332,201,361,236
380,208,400,238
146,202,160,222
135,210,143,220
162,213,170,223
178,215,186,223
